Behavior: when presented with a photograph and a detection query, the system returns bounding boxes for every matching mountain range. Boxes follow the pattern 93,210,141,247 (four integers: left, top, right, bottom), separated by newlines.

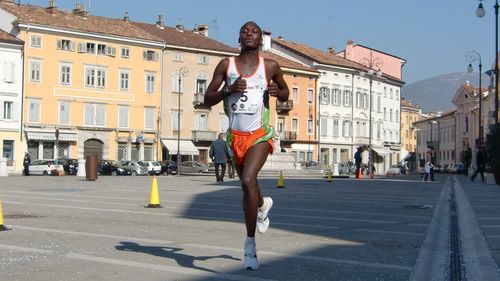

402,72,491,113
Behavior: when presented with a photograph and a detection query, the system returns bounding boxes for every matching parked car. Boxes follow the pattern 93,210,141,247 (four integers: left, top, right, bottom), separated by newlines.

387,165,402,175
179,161,209,174
159,160,178,175
99,160,132,176
119,160,149,176
449,163,466,174
143,161,162,175
58,158,78,175
29,159,64,176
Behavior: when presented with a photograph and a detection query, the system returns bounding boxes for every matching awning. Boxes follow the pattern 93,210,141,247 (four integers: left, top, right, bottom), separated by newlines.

372,146,391,156
26,131,78,141
161,139,199,155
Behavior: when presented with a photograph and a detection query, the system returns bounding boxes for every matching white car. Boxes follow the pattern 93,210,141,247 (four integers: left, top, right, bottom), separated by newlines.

29,159,64,175
143,161,162,175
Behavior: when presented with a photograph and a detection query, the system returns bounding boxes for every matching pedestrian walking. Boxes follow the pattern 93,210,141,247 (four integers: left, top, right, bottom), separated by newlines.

209,133,231,183
204,21,289,270
23,152,31,176
354,147,362,178
424,161,432,181
470,147,485,182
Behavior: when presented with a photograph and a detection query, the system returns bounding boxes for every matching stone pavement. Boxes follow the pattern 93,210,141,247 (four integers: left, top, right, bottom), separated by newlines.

0,173,499,280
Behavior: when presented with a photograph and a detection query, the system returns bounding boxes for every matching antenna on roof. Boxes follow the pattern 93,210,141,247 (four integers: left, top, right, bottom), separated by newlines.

212,19,219,39
87,0,91,13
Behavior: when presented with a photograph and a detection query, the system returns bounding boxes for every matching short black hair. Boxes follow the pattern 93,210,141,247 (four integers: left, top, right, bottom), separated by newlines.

240,21,262,34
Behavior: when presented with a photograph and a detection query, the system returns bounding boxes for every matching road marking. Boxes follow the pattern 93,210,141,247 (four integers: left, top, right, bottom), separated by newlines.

0,244,53,254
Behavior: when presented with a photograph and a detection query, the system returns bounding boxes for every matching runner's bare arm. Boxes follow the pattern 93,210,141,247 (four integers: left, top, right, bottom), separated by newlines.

204,59,229,107
266,59,289,102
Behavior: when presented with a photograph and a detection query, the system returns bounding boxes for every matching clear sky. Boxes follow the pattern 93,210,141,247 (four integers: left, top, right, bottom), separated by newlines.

24,0,496,84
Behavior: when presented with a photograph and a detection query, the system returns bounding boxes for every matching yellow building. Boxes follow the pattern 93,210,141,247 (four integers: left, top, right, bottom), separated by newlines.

0,1,164,162
400,97,421,170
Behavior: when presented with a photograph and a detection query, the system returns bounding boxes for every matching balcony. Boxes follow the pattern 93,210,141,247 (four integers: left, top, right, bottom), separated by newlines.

192,130,217,142
279,130,297,141
276,100,293,114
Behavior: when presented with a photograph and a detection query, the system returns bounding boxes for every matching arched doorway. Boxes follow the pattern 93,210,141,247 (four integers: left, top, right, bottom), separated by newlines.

84,139,103,161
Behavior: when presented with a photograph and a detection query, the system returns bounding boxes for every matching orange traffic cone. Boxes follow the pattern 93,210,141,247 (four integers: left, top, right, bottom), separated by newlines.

357,169,362,179
0,200,11,231
147,176,163,208
327,170,333,182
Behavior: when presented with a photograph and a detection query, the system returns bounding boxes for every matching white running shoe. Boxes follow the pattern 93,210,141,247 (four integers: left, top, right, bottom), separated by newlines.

257,197,273,234
243,245,260,270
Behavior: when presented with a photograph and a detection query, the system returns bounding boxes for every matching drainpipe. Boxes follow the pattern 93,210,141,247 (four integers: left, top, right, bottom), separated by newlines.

157,43,166,161
20,24,30,145
351,72,355,159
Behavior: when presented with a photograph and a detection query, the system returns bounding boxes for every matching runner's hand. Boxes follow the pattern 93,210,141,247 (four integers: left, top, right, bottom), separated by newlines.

268,82,279,97
229,75,247,93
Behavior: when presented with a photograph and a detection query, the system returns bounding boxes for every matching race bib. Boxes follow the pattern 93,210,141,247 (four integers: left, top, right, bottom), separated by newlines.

228,82,264,114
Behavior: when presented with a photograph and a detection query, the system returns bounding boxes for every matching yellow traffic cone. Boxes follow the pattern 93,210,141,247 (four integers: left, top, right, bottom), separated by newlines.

0,200,11,231
277,171,285,188
147,176,163,208
327,170,333,182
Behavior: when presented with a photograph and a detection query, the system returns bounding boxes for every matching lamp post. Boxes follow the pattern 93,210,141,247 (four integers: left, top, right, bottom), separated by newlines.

176,66,189,175
466,50,483,142
476,0,499,126
359,53,383,177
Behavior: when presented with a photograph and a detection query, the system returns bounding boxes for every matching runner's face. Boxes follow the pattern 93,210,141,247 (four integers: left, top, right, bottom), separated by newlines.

239,23,261,50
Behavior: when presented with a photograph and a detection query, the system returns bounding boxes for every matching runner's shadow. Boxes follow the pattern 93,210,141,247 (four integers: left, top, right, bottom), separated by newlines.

115,241,241,273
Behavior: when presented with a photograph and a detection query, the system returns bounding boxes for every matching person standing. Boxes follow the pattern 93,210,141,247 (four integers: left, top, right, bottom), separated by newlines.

204,21,289,270
209,133,231,183
23,152,31,176
470,147,485,182
354,147,362,178
424,161,431,181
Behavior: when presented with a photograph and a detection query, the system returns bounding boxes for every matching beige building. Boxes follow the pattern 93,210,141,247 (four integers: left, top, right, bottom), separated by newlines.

0,1,164,163
400,98,421,171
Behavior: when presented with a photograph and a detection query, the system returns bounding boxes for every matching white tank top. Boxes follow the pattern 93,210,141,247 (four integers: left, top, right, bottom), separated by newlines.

224,56,269,132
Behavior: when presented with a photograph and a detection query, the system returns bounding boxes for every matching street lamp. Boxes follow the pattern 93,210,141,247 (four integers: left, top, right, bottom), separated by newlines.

476,0,499,126
176,66,189,175
466,50,483,143
359,53,383,177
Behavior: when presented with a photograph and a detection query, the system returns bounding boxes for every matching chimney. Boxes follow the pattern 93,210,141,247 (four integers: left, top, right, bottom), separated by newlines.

73,3,88,18
176,18,184,32
193,24,209,37
277,36,284,40
261,30,271,52
344,38,354,60
156,15,164,28
123,11,129,22
46,0,56,14
327,46,336,54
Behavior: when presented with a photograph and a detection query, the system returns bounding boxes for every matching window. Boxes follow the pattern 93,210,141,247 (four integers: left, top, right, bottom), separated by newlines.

30,35,41,48
320,87,330,104
143,50,159,61
172,72,183,93
198,55,209,64
307,89,314,103
377,123,381,139
58,101,70,124
28,99,40,123
2,61,15,83
3,101,12,120
343,120,351,137
320,117,328,136
30,60,41,82
57,39,74,51
97,44,106,55
343,90,351,107
384,108,387,121
390,109,393,122
332,88,340,105
377,96,381,112
121,47,130,58
84,103,106,127
59,63,71,85
396,110,399,123
220,114,229,132
144,107,155,129
85,66,106,88
196,72,207,94
332,119,339,137
356,91,362,108
195,113,208,130
308,119,313,135
173,52,183,61
291,118,298,132
390,89,393,99
86,42,95,54
292,87,299,103
2,140,13,161
119,70,130,91
171,110,181,130
146,72,156,93
363,93,369,109
118,106,129,128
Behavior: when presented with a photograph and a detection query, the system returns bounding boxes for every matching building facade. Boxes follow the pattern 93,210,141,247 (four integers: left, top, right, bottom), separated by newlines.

0,1,164,164
0,29,24,173
400,98,421,171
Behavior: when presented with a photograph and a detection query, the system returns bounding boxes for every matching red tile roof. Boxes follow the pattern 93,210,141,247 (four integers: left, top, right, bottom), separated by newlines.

261,51,318,74
0,29,22,44
133,22,237,54
0,3,163,42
